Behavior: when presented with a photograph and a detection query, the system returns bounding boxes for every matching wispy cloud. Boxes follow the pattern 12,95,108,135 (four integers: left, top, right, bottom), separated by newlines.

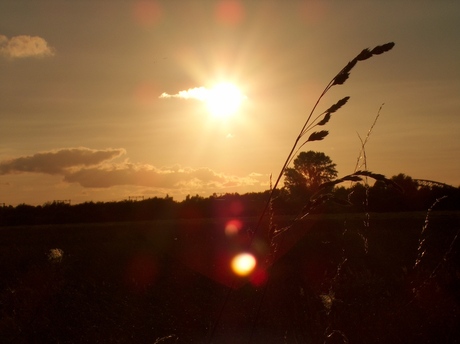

159,87,209,101
0,148,267,193
0,34,55,59
160,84,247,101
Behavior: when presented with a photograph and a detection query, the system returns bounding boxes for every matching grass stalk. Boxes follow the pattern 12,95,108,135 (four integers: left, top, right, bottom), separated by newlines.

208,42,396,344
250,43,395,247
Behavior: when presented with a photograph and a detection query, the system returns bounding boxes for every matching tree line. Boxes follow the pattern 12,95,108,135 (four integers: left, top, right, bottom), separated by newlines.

1,151,459,226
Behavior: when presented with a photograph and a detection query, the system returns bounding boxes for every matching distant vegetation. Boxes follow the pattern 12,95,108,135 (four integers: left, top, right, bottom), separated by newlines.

1,170,458,226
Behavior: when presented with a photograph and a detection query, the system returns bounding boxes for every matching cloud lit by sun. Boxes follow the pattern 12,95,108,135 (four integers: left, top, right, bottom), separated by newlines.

160,82,246,119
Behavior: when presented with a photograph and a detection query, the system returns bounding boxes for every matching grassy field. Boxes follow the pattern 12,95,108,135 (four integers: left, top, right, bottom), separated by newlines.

1,211,459,343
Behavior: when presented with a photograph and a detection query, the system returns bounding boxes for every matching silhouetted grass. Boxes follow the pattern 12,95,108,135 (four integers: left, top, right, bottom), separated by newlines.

228,42,460,343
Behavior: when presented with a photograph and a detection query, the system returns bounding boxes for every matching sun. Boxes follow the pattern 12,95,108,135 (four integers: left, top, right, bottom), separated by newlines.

205,82,245,119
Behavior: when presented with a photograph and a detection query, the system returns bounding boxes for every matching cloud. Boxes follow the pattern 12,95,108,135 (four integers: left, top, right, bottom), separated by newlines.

0,34,55,59
0,148,126,175
63,164,264,190
0,148,268,193
159,87,209,101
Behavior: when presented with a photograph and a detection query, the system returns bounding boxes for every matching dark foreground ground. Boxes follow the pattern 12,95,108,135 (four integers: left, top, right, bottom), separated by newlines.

1,211,459,343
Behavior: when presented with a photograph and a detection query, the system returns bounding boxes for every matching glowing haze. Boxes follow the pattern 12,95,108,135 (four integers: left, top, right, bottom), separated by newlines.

1,1,459,206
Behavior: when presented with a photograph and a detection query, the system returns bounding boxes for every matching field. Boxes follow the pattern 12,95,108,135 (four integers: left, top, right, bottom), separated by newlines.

1,211,459,343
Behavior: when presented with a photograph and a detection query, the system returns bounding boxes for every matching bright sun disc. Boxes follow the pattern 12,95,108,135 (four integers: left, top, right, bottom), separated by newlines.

205,82,245,119
231,253,256,276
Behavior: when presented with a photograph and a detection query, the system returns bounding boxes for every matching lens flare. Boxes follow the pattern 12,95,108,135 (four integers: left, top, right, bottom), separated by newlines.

231,253,256,276
124,253,158,293
133,0,163,27
250,267,268,287
215,0,245,26
225,219,242,236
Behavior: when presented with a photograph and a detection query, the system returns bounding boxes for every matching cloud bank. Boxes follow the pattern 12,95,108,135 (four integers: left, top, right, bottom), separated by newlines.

0,34,55,59
0,148,266,193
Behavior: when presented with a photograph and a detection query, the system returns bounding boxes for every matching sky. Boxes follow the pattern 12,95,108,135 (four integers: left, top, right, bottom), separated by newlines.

1,0,459,206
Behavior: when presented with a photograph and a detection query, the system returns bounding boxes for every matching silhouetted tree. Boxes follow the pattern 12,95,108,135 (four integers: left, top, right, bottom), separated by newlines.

284,151,338,201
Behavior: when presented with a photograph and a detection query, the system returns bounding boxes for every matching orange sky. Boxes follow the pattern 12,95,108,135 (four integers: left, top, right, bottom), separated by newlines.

1,1,459,206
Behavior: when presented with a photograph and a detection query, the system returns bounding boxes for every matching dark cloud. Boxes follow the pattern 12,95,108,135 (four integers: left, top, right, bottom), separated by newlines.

0,148,125,175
